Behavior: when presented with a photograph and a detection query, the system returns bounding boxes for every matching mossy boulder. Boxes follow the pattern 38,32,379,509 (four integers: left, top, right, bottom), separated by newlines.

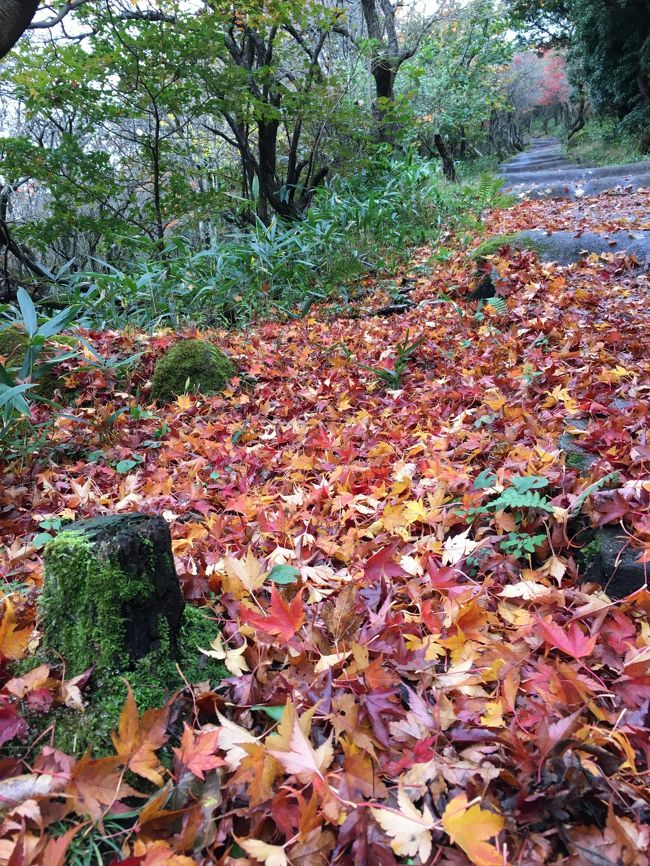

33,513,227,754
151,338,236,403
0,326,71,398
580,525,646,599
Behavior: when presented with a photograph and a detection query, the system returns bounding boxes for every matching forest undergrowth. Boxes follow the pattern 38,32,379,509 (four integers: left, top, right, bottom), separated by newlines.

1,187,650,865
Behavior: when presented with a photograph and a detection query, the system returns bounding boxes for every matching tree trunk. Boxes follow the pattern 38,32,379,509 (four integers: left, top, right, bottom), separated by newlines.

371,58,397,143
567,93,586,140
0,0,40,59
433,134,457,182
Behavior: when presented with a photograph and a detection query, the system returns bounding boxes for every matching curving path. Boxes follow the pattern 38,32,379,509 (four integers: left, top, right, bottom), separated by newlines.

500,136,650,201
495,137,650,265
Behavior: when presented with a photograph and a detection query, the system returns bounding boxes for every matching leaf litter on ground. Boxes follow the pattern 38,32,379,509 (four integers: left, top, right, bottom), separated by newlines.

1,189,650,864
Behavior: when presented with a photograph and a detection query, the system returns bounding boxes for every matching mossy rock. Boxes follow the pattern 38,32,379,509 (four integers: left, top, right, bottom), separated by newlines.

0,326,71,398
151,338,236,403
579,526,646,599
470,233,541,264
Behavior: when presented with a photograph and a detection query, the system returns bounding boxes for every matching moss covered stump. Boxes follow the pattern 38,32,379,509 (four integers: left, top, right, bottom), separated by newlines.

150,338,236,403
42,514,185,675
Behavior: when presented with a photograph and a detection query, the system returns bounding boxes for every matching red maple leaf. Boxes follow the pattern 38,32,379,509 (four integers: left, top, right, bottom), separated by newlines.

536,616,597,659
364,545,406,580
240,586,305,641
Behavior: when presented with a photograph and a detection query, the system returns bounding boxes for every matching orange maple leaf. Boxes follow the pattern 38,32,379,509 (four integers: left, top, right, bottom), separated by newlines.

0,596,33,660
442,794,507,866
173,723,224,779
110,682,169,786
66,754,141,820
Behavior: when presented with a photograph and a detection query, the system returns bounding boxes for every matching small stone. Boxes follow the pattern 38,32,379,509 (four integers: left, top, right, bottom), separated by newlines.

581,526,647,599
559,418,598,472
610,398,634,411
41,513,185,676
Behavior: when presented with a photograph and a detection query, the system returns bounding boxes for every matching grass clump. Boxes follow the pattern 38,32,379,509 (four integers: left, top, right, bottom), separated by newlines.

470,233,541,264
151,338,236,403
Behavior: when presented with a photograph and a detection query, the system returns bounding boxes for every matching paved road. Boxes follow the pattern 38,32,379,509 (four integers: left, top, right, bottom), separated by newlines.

500,137,650,201
494,137,650,264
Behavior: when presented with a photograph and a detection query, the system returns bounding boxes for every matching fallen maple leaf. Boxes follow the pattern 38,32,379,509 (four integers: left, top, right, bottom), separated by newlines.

0,596,33,659
371,786,435,861
66,754,141,820
173,723,223,779
130,839,197,865
268,714,333,782
442,528,479,565
442,794,507,866
239,838,289,866
240,585,305,641
40,824,84,866
199,632,250,676
365,544,407,580
536,616,597,659
222,551,266,597
214,710,259,769
110,683,169,786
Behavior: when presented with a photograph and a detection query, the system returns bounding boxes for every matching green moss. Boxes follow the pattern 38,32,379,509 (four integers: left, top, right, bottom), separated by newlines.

16,605,228,757
565,450,590,470
150,338,236,403
470,233,541,264
41,530,154,677
581,537,602,563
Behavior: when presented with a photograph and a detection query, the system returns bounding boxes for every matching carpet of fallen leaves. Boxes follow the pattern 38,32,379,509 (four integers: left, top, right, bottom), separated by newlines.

1,189,650,866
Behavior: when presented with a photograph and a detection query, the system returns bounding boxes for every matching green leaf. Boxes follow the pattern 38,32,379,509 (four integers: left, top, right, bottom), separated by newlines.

0,382,36,410
17,288,38,338
32,532,55,549
252,705,285,721
36,304,80,338
510,475,549,493
570,471,620,517
266,564,300,585
474,468,497,489
114,459,139,474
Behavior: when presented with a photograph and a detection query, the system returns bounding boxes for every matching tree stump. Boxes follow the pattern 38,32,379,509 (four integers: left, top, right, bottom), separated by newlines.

41,513,185,677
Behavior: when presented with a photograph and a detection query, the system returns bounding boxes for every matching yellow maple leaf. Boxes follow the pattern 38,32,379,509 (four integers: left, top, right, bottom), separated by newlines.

480,699,506,728
239,839,288,866
371,787,435,860
442,794,507,866
221,551,266,598
403,499,428,525
0,597,33,660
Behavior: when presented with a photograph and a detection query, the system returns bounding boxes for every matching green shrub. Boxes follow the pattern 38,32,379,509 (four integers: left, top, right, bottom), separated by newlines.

567,119,643,166
150,338,236,403
0,327,65,399
53,154,513,331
